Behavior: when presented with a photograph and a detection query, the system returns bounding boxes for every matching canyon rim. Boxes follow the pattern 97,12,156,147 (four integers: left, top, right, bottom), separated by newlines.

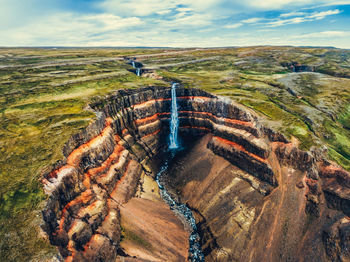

1,1,350,261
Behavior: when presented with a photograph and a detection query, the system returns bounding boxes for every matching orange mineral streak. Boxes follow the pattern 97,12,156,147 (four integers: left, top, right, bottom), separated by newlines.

66,199,108,261
82,234,100,254
95,148,126,183
83,136,123,188
134,112,170,126
132,98,171,109
214,136,267,163
56,127,121,235
61,137,122,234
81,199,99,214
99,204,114,227
181,126,211,132
110,160,132,197
142,129,161,139
134,113,160,125
132,96,212,109
177,96,212,101
133,110,252,129
65,200,103,243
58,190,94,232
67,220,80,238
66,118,114,167
178,111,253,127
65,240,76,262
43,165,73,182
43,117,114,183
68,233,101,261
88,143,124,178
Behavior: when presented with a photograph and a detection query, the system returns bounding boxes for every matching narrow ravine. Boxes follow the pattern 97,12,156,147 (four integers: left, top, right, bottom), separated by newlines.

155,83,205,262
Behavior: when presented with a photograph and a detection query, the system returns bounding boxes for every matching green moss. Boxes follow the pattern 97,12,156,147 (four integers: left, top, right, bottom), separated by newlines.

120,226,153,250
0,61,166,260
339,105,350,130
239,96,315,150
0,46,349,260
328,148,350,170
323,119,350,169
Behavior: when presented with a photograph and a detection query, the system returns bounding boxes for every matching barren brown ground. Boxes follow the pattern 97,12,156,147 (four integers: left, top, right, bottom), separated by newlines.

119,197,189,261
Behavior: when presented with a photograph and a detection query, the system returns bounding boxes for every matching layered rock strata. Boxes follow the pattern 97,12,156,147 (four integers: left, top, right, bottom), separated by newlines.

41,86,350,261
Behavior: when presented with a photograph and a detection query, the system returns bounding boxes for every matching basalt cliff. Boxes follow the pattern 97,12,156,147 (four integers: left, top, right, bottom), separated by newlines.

41,86,350,262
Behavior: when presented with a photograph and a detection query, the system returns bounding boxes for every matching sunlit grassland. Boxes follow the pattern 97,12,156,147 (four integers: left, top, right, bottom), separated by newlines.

157,51,350,168
0,46,349,260
0,48,167,261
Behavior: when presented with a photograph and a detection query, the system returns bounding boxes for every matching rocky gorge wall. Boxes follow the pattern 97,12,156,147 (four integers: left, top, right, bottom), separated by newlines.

41,86,350,261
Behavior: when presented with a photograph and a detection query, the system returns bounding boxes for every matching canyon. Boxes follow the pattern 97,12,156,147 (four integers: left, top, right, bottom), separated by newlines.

41,85,350,261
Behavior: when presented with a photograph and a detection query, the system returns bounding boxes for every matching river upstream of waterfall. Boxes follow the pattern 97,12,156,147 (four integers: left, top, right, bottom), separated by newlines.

155,83,205,262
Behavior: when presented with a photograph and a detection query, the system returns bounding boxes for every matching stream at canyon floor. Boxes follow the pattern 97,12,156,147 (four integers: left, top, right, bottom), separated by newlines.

154,82,204,261
155,154,205,262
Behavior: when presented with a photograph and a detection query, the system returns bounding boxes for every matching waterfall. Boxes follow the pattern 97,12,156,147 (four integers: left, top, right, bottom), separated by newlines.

169,83,179,149
154,82,204,261
136,68,141,77
129,60,142,76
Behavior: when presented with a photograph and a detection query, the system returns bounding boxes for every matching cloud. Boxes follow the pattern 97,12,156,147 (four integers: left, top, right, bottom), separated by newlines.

317,0,350,7
83,14,143,30
97,0,350,17
308,9,341,19
1,12,143,46
98,0,219,17
280,11,306,17
238,0,350,10
165,12,213,27
224,23,243,29
156,10,172,15
294,31,350,38
244,0,311,9
222,8,343,32
0,0,349,48
177,7,193,12
267,9,341,27
241,17,262,23
223,17,262,29
99,0,176,16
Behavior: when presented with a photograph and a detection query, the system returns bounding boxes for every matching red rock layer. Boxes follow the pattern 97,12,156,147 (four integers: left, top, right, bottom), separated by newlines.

41,86,350,262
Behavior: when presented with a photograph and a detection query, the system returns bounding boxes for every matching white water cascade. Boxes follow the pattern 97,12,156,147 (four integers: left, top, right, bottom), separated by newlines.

154,83,204,261
130,60,142,76
169,83,179,149
136,68,141,77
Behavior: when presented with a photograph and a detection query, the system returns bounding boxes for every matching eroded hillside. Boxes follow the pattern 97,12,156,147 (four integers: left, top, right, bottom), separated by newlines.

0,46,349,261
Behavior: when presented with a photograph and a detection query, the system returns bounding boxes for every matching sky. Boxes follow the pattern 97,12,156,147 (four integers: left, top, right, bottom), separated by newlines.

1,0,350,48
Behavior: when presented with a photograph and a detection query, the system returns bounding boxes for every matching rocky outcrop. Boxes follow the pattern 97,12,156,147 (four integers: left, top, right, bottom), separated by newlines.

322,218,350,261
41,86,350,261
281,62,315,72
319,162,350,216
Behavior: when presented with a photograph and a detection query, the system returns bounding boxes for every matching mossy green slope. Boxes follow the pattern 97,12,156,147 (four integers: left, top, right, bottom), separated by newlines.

0,46,349,261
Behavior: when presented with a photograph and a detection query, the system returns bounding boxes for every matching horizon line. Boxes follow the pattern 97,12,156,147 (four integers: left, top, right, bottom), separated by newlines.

0,44,348,50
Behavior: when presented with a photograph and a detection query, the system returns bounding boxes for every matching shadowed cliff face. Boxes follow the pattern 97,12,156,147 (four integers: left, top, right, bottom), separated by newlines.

41,86,350,262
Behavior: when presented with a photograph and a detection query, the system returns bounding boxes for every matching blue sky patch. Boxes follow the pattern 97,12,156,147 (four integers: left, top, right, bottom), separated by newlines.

1,0,349,48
